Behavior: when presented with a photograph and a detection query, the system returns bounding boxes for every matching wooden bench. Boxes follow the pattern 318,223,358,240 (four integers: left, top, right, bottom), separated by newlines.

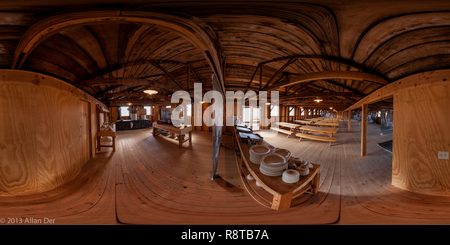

270,127,296,137
296,133,336,146
297,125,338,146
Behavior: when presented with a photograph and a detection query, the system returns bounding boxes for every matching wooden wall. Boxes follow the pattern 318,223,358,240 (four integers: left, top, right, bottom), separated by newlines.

392,83,450,196
0,70,102,196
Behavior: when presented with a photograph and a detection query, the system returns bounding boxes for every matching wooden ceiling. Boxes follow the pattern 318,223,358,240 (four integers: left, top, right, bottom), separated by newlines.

2,0,450,110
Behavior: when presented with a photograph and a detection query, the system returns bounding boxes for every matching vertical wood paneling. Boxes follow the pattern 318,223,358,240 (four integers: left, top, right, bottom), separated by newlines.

392,84,450,196
0,76,97,196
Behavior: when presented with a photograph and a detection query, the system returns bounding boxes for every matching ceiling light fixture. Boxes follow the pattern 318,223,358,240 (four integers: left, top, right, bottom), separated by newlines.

314,97,323,103
143,89,158,95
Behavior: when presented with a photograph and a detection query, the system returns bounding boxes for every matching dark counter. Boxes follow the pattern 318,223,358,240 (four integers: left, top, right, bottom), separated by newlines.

116,119,150,131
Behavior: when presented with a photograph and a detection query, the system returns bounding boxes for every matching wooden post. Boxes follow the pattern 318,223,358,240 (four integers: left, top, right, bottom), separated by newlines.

348,110,351,132
259,65,263,91
361,103,368,156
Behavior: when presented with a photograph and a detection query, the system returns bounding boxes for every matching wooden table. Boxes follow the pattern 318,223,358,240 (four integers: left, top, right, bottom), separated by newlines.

152,122,192,147
234,128,321,210
293,120,313,125
96,131,116,151
271,122,302,137
297,126,338,146
304,118,324,122
312,121,339,128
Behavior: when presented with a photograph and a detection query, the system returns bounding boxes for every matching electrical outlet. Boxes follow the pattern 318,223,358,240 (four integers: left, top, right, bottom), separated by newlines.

438,151,449,160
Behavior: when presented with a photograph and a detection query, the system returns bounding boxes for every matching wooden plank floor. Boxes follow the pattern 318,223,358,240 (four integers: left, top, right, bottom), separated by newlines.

2,121,450,225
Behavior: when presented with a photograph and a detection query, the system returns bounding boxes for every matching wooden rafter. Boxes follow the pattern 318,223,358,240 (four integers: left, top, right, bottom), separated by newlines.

261,57,297,90
267,71,389,91
281,92,363,100
77,77,178,92
344,69,450,111
148,60,184,90
84,60,184,80
97,92,170,99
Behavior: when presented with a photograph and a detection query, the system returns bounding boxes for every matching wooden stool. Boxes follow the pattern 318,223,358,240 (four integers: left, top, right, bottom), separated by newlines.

96,131,116,152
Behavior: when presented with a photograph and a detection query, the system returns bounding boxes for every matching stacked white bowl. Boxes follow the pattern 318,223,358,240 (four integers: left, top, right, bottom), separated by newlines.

271,148,291,161
259,153,287,176
249,145,271,164
282,169,300,183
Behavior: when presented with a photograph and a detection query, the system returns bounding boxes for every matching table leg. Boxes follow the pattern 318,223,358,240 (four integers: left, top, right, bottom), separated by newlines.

97,136,101,152
271,192,293,210
310,171,320,194
189,131,192,142
112,137,116,152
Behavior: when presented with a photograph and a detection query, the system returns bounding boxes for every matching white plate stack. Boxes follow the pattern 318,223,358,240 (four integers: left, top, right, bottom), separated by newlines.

282,169,300,183
249,145,271,164
259,153,287,176
271,148,291,161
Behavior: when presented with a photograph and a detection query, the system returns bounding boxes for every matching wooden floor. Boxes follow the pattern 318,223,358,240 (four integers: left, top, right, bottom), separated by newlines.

2,121,450,225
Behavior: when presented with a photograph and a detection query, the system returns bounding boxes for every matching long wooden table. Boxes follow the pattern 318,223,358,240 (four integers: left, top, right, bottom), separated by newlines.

271,122,302,137
152,122,192,147
312,121,339,128
293,120,313,125
297,126,338,146
234,128,321,210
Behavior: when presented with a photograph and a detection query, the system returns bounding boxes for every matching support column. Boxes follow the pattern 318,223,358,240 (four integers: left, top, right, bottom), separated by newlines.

347,110,351,132
361,103,368,156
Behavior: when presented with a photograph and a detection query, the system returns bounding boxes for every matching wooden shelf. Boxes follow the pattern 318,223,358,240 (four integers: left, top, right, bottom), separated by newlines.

234,128,321,210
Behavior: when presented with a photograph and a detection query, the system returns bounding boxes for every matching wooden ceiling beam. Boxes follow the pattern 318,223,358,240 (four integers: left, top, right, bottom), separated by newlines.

281,92,363,100
267,71,389,92
105,99,165,106
148,60,184,90
260,55,381,76
261,57,297,90
77,77,178,92
97,92,170,99
84,59,184,80
345,69,450,111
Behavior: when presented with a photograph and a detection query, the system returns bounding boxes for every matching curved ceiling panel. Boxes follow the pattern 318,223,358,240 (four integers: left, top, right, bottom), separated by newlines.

1,2,450,109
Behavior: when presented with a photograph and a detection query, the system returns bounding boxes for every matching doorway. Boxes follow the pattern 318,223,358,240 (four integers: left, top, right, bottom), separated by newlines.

242,106,260,131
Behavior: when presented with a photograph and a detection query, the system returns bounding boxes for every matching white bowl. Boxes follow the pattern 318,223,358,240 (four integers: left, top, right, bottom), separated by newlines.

282,169,300,183
247,174,254,180
259,153,287,176
297,166,310,176
271,148,291,160
249,145,271,164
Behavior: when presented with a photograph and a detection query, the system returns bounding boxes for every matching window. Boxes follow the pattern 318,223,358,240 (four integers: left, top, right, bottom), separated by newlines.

120,106,130,117
186,104,192,117
243,107,251,122
270,105,279,117
289,107,295,116
166,105,171,108
144,106,152,115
